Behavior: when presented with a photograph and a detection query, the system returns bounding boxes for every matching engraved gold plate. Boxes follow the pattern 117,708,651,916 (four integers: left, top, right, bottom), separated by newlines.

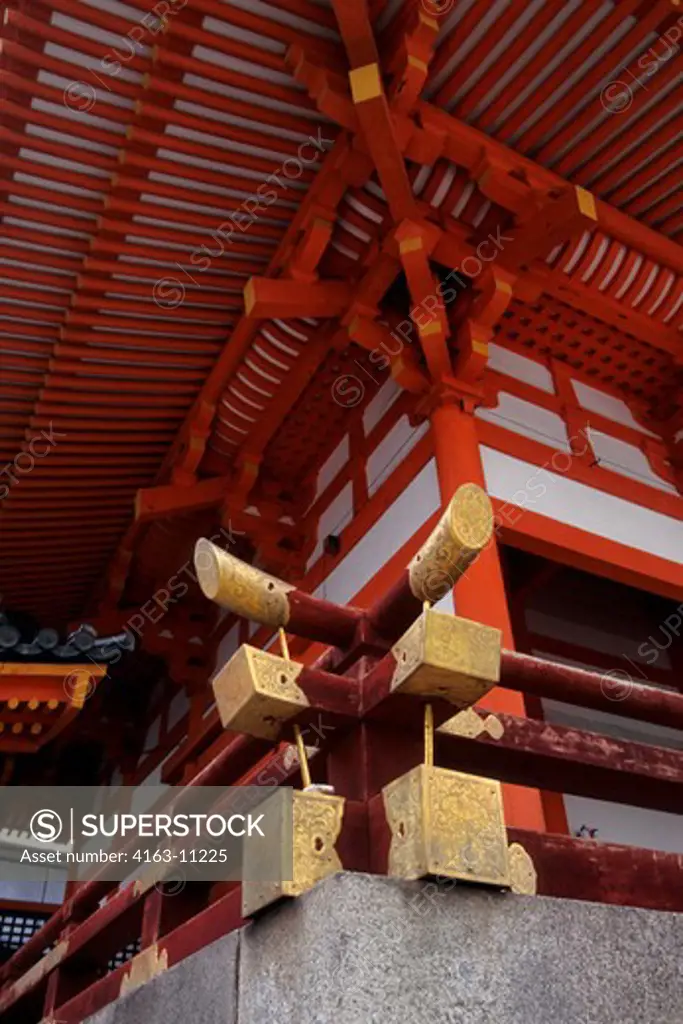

212,645,309,740
194,539,294,626
439,707,504,740
508,842,537,895
391,608,501,707
383,764,510,886
241,789,344,917
408,483,493,603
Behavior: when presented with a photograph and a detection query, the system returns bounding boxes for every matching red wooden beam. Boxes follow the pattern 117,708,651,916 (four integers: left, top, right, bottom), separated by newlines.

244,277,352,319
178,653,683,815
368,793,683,911
135,477,232,522
500,650,683,731
507,828,683,913
433,714,683,815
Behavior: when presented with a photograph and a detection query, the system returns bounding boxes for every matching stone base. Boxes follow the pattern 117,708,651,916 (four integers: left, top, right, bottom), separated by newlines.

86,873,683,1024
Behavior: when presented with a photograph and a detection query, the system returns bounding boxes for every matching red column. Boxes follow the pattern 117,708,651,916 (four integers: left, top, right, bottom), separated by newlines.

431,398,547,831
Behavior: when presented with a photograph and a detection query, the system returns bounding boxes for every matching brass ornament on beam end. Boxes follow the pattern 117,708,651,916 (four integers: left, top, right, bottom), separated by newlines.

194,539,294,627
408,482,494,603
383,763,511,887
241,765,345,917
382,705,536,894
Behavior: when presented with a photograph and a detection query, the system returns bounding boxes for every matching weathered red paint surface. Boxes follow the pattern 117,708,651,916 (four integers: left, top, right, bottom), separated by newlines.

501,651,683,731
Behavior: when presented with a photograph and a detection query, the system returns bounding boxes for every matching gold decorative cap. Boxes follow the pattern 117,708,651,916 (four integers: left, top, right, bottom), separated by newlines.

408,483,494,602
194,539,294,626
508,842,537,895
194,537,223,601
447,482,494,550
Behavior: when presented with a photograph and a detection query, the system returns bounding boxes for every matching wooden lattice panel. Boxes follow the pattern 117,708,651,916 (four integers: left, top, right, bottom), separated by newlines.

496,298,676,409
262,345,369,485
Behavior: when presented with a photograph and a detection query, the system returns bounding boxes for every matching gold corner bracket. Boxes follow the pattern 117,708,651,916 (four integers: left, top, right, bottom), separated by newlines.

507,842,537,895
212,644,309,740
383,763,511,886
391,606,501,707
382,706,536,892
241,739,345,917
119,944,168,998
438,707,504,740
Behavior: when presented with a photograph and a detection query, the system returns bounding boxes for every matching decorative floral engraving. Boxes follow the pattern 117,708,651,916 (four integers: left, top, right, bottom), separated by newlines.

195,540,294,626
384,765,510,887
408,483,493,601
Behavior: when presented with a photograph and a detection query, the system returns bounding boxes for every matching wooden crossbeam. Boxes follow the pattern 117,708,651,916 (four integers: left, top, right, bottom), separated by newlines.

418,102,683,278
331,0,420,221
432,713,683,815
195,483,494,647
135,477,232,522
395,220,452,379
244,278,352,319
183,646,683,818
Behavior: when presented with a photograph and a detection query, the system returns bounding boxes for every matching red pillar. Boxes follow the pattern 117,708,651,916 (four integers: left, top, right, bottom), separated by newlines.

431,398,547,831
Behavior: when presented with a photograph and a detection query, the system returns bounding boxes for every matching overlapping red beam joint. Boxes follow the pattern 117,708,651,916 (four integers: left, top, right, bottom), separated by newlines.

192,480,502,734
270,4,603,402
101,0,672,610
324,0,440,222
286,9,679,356
189,494,683,818
127,1,611,539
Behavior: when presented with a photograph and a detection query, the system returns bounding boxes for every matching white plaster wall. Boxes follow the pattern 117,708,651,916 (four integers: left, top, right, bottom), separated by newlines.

311,445,681,605
314,459,440,605
363,377,401,434
588,429,677,494
0,875,65,907
144,715,161,750
563,795,683,854
168,688,190,730
366,417,429,497
476,392,571,450
572,380,659,437
315,434,349,498
306,480,354,570
481,447,683,563
215,622,240,672
487,343,555,393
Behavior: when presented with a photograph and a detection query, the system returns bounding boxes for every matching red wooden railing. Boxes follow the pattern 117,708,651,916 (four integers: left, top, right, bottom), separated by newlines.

0,648,682,1023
